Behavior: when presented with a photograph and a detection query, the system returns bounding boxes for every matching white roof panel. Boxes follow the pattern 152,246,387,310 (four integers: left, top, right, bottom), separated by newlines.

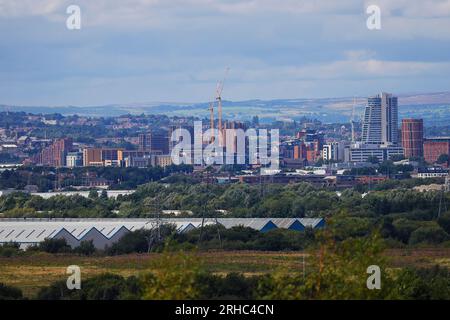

0,217,324,245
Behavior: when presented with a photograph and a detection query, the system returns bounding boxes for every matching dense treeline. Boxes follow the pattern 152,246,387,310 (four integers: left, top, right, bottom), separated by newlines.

0,180,422,218
344,160,415,177
0,164,193,191
1,179,450,246
0,239,96,257
107,225,317,254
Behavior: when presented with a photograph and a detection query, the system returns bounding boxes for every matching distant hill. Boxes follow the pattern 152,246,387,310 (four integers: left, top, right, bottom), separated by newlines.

2,91,450,125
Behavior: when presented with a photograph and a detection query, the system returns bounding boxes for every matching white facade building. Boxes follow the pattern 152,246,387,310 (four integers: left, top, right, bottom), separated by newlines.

345,143,404,163
66,152,83,168
323,142,346,162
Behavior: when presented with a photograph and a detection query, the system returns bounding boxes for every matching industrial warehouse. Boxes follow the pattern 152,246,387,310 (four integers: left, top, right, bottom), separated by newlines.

0,218,325,249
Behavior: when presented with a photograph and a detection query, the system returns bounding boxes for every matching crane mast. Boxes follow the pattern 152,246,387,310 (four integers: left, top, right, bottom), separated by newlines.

216,67,229,147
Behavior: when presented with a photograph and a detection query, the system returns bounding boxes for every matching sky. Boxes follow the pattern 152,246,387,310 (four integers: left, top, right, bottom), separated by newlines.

0,0,450,106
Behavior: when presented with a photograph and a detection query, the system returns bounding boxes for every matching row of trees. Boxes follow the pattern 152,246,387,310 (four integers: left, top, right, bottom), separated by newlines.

0,239,96,257
0,165,193,192
2,179,450,246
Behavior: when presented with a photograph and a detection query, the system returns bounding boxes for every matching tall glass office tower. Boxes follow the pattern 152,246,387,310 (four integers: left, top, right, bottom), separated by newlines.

361,92,398,145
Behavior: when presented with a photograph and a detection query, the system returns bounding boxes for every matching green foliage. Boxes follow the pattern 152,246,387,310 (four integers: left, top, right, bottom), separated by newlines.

392,219,427,243
0,165,193,193
88,190,98,199
170,225,316,251
36,274,142,300
304,233,398,299
107,225,176,255
0,283,23,300
0,193,113,218
140,251,205,300
2,176,450,247
107,229,153,255
437,213,450,234
27,248,450,300
408,225,449,245
378,160,413,176
74,240,96,256
329,215,374,240
99,190,108,200
258,233,400,299
437,154,449,164
257,271,307,300
394,266,450,299
197,273,259,299
38,238,72,254
0,242,22,257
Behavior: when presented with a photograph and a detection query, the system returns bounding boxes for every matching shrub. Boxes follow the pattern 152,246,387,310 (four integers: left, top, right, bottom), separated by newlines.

409,225,449,245
74,240,96,256
0,283,23,300
437,213,450,234
38,238,72,254
0,242,21,257
395,266,450,299
107,229,153,255
107,225,176,255
36,274,142,300
141,251,204,300
197,272,258,299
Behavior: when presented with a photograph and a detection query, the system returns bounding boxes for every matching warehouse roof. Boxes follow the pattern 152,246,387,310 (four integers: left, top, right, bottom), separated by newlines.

0,217,325,249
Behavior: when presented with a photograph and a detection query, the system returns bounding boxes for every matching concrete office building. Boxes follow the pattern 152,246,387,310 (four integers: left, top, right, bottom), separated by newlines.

139,131,169,154
83,148,124,167
345,143,404,163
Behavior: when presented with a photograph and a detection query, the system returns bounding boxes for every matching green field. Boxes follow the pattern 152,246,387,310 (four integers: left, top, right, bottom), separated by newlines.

1,248,449,298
